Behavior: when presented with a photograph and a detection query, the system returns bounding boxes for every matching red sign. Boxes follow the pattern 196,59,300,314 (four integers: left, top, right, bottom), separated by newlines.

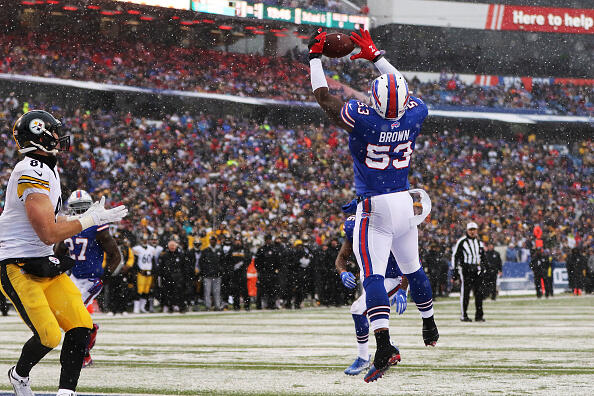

487,5,594,34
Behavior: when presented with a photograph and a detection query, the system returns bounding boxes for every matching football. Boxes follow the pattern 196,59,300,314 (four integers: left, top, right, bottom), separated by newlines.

323,33,355,58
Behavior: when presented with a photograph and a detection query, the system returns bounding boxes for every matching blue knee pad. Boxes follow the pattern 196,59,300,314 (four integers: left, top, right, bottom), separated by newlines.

363,275,390,323
406,267,434,312
352,314,369,342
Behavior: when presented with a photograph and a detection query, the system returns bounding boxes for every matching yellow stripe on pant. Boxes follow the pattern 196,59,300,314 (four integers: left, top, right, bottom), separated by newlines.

0,264,92,348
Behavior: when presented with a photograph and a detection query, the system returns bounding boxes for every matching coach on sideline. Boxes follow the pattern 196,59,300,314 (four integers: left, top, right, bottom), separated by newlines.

452,222,487,322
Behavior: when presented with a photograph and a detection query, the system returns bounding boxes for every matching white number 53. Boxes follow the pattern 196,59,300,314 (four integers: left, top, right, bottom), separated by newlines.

365,142,413,170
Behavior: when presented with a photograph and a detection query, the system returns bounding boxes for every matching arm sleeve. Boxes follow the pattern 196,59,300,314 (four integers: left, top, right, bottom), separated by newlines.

374,57,402,78
309,58,328,92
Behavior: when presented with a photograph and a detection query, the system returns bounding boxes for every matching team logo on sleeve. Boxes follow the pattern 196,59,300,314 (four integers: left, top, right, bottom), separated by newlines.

29,119,45,135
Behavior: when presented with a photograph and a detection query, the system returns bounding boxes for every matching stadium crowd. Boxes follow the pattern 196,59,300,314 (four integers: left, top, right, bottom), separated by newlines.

1,33,592,116
0,93,592,312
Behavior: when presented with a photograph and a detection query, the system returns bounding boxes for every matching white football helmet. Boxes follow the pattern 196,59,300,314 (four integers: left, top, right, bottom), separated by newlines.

67,190,93,215
369,73,410,120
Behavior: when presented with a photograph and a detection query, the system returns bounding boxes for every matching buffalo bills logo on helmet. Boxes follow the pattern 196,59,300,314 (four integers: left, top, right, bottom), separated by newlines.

391,121,400,129
29,119,45,135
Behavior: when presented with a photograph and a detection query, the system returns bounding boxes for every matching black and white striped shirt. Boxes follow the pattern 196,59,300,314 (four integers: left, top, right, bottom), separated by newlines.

452,236,484,269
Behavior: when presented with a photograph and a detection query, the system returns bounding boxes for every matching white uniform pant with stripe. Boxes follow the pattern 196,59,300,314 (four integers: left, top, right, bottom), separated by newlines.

353,191,422,279
70,275,103,308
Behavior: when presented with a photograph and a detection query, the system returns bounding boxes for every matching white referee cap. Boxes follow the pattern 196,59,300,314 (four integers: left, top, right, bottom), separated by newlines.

467,222,478,230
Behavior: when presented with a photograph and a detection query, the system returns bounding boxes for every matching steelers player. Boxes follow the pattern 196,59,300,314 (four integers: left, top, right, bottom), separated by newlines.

132,235,158,314
0,110,127,396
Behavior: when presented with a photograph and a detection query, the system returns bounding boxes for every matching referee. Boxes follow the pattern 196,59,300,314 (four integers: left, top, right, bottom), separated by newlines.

452,222,486,322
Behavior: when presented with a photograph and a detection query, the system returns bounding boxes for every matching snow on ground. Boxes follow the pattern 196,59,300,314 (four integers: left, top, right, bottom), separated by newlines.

0,295,592,395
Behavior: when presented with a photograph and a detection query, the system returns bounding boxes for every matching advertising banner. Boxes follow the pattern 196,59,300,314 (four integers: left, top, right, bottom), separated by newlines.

380,0,593,35
489,4,594,34
500,261,569,291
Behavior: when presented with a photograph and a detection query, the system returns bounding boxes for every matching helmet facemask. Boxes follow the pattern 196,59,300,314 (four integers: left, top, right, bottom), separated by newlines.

67,190,93,215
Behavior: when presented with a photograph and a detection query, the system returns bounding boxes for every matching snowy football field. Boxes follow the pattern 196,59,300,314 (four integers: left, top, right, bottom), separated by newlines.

1,295,593,395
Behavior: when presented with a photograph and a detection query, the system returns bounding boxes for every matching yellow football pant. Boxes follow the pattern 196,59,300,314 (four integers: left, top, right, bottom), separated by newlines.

0,264,92,348
137,273,153,295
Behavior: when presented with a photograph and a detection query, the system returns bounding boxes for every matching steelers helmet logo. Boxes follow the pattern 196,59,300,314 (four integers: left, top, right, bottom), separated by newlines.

29,118,45,135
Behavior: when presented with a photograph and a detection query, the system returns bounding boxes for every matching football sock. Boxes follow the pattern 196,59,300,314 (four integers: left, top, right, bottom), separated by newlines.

374,328,391,350
363,275,390,331
59,327,91,390
16,335,52,378
352,314,369,359
406,267,434,318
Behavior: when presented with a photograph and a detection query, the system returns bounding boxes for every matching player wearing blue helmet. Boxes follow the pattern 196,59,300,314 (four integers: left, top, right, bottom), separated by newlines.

309,28,439,382
55,189,123,368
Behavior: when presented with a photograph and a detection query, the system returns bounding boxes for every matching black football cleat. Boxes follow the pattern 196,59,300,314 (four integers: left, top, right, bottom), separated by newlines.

423,316,439,346
363,344,401,383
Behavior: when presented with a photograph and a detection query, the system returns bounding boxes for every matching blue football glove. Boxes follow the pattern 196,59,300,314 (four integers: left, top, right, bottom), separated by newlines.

340,271,357,289
391,288,408,315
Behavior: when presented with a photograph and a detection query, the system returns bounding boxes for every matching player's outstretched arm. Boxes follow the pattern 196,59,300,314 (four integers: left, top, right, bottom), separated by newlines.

308,28,352,132
350,28,402,78
97,228,123,275
26,193,87,245
335,239,357,289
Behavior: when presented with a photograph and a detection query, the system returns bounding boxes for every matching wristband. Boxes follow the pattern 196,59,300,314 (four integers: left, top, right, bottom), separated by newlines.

309,58,328,92
78,216,95,231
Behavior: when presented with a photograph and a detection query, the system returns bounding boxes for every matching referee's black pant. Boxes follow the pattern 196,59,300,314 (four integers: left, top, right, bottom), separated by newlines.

460,266,484,320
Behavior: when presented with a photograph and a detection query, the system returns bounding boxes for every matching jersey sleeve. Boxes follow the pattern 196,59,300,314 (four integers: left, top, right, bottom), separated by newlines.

409,96,428,123
96,224,109,232
340,99,360,129
132,245,141,256
15,166,52,202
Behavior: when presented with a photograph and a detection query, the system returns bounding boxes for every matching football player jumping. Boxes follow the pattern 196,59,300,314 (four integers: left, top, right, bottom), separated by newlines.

336,207,409,376
0,110,127,396
308,29,439,382
55,189,124,368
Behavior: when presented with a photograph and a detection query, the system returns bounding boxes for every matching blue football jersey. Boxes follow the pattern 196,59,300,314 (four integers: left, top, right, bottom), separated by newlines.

344,216,402,278
341,96,428,196
65,224,109,279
